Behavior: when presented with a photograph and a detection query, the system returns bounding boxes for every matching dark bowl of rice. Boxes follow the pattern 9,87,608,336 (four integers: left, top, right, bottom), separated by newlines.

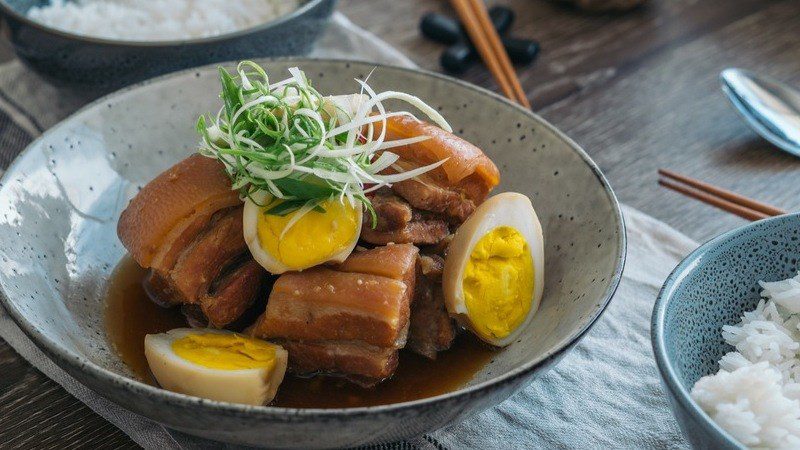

0,0,336,88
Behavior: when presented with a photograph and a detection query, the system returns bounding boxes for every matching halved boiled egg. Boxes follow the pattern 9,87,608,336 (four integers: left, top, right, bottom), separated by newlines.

243,191,362,274
144,328,287,405
443,192,544,346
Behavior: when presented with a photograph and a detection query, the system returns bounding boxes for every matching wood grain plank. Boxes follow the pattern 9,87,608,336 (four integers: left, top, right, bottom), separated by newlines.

537,0,800,240
0,340,137,449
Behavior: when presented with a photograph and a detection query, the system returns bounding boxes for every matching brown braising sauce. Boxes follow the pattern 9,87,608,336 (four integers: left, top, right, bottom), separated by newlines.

105,256,496,408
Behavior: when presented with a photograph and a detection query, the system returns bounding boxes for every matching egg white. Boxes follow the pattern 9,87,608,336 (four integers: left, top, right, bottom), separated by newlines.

243,191,362,274
442,192,545,346
144,328,287,406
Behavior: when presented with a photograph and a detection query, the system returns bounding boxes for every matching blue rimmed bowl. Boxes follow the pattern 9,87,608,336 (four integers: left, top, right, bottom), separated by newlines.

0,0,336,88
653,213,800,450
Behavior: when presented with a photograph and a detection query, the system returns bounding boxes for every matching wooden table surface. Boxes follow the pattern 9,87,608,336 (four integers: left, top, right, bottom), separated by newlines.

2,0,800,447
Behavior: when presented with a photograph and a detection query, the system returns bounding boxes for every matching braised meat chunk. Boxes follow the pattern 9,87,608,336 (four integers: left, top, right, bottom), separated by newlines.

391,178,476,224
253,268,410,347
361,218,449,246
251,244,419,384
407,257,456,360
361,188,450,246
375,115,500,224
118,154,241,272
280,340,399,382
200,259,265,328
167,207,247,303
369,188,413,231
118,155,267,328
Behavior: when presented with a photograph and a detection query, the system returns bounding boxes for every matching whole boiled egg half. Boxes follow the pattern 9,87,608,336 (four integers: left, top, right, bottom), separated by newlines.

243,190,362,274
443,192,544,346
144,328,287,405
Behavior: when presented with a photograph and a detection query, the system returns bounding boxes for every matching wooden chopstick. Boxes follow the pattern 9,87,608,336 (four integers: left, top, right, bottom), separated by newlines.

449,0,531,108
659,169,786,217
658,179,771,221
658,169,787,222
466,0,530,108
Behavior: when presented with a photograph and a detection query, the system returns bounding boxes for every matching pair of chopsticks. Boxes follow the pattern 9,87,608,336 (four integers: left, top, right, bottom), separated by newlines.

658,169,787,221
449,0,531,108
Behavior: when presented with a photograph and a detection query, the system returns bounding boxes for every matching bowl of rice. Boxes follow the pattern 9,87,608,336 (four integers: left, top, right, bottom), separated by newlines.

0,0,335,87
653,213,800,449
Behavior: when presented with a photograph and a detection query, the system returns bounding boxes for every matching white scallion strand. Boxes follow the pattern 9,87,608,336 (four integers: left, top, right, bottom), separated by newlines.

197,61,452,215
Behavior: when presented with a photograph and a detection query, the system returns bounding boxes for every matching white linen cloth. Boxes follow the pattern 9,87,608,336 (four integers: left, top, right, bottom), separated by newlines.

0,12,694,449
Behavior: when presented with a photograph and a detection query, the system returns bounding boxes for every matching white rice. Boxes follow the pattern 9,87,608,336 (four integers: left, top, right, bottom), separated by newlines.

27,0,301,41
691,272,800,448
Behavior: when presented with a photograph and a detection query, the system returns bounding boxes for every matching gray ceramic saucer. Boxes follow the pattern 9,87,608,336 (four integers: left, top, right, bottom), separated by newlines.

0,59,625,448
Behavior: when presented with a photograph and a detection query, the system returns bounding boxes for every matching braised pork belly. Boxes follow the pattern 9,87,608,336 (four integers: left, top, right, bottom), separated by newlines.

361,218,450,246
391,177,476,224
118,154,241,271
199,259,265,328
407,253,455,360
369,188,413,231
280,340,399,383
361,188,450,246
376,115,500,224
407,272,455,360
168,207,247,303
117,155,266,328
251,244,419,384
111,62,527,406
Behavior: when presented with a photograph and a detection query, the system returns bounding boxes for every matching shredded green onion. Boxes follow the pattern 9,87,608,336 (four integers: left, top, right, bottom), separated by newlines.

197,61,451,220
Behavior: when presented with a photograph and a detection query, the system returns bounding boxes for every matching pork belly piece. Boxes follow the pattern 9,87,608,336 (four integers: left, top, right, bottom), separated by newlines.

253,244,419,347
369,188,413,231
338,244,418,331
142,270,181,308
362,188,451,245
391,177,475,223
280,340,398,383
407,272,456,360
119,155,268,328
117,154,241,271
336,243,418,285
200,259,266,328
379,116,500,200
251,244,419,382
168,207,247,303
142,257,265,328
360,218,449,245
375,115,500,222
253,268,409,347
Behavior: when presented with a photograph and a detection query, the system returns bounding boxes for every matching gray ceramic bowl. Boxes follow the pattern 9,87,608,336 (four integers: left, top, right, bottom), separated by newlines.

0,58,625,448
653,213,800,450
0,0,335,88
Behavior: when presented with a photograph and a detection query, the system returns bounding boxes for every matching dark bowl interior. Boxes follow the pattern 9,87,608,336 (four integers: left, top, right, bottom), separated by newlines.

654,213,800,449
0,0,336,88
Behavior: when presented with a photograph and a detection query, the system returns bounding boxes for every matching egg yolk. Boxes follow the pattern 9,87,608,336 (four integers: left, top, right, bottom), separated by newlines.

172,333,277,370
462,226,534,340
257,198,359,269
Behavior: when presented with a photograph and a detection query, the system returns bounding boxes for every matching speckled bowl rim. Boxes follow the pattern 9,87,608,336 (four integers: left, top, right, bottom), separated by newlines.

650,215,800,450
0,0,330,47
0,57,626,420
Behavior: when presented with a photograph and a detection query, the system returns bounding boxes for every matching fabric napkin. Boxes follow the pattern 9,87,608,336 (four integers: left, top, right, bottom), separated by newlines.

0,12,695,449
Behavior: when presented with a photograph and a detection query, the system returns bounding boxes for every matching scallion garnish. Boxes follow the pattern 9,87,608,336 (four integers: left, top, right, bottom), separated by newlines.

197,61,451,221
